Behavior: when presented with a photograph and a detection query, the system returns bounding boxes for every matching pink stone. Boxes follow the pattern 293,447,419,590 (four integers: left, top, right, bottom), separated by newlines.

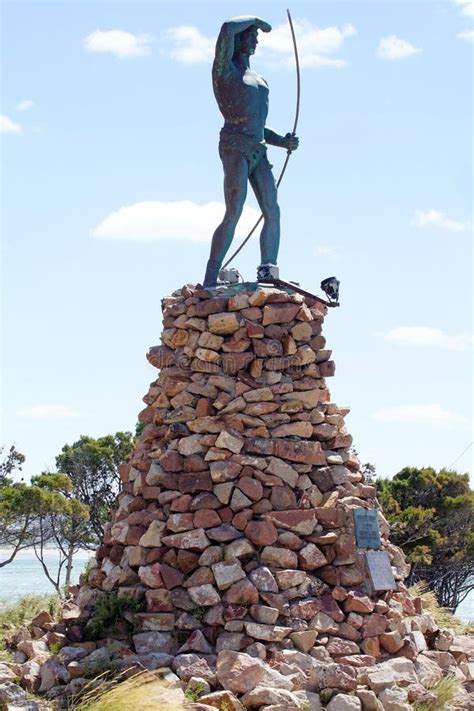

225,579,259,605
138,563,163,589
238,477,263,501
265,510,318,536
194,509,222,529
262,303,301,325
161,528,210,551
298,543,328,570
244,520,278,546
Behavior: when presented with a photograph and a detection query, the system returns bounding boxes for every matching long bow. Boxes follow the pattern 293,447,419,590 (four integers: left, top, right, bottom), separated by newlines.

222,8,301,270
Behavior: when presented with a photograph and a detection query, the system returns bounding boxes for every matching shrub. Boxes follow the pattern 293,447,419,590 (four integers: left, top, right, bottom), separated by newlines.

84,593,142,641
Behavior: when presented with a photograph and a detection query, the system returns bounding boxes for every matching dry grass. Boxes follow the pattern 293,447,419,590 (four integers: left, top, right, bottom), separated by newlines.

0,593,62,650
69,670,185,711
409,582,472,633
413,675,463,711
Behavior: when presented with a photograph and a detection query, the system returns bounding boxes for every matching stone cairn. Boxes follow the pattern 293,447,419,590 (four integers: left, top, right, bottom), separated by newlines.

3,283,473,711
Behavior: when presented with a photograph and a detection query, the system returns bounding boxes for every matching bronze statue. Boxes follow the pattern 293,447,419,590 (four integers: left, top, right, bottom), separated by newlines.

203,16,299,287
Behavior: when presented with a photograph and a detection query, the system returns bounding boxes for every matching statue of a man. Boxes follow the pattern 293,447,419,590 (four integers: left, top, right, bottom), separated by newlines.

203,16,299,287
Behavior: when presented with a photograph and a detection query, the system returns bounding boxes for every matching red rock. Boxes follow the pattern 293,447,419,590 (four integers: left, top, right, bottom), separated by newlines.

339,654,376,668
260,546,298,569
298,543,328,570
313,507,345,527
238,477,263,501
138,563,163,588
269,486,297,510
191,492,221,510
319,360,336,377
344,592,375,614
225,579,259,605
196,398,214,417
160,563,184,589
326,637,360,656
206,524,241,542
167,513,194,533
221,352,255,374
161,528,210,551
253,338,283,357
178,471,212,494
194,297,228,317
210,460,242,483
340,565,365,586
147,345,176,368
262,303,301,325
278,531,303,550
265,510,318,536
290,598,321,620
361,637,381,657
233,510,254,530
245,520,278,546
177,550,200,573
126,526,147,545
274,439,326,465
216,651,293,694
194,509,221,529
220,507,234,523
160,450,184,472
183,454,207,472
363,613,388,638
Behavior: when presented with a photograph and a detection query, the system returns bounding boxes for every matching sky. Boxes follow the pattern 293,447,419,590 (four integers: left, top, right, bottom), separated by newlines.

1,0,473,484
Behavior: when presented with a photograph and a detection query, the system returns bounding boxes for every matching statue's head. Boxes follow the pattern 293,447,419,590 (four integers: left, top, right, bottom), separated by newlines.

235,26,258,57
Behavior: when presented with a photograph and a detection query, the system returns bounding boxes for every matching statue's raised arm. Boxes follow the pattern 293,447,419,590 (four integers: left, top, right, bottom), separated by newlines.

212,16,272,77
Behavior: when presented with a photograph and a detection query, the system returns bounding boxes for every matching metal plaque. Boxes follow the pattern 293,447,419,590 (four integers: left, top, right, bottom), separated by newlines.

365,550,397,592
353,509,381,550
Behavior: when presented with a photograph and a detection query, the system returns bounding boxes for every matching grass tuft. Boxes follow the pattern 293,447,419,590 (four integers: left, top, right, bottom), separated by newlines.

0,593,61,645
413,675,463,711
70,670,185,711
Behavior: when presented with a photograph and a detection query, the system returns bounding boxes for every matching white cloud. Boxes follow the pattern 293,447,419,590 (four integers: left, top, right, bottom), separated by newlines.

377,35,421,60
84,30,153,58
0,114,22,134
411,209,467,232
258,20,357,69
16,99,34,112
384,326,473,351
165,26,215,64
453,0,474,17
17,405,78,420
164,20,356,69
91,200,260,242
313,245,341,259
373,404,468,428
457,29,474,42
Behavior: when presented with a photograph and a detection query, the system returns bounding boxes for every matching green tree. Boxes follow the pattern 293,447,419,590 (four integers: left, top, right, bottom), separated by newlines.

378,466,474,611
0,471,89,592
55,432,134,542
0,445,25,487
31,473,91,591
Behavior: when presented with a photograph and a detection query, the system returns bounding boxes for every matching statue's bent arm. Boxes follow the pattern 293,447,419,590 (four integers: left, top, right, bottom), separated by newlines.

212,16,272,78
264,127,286,147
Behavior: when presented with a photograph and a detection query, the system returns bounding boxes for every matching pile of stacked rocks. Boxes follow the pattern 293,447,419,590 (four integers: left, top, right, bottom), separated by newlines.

3,283,473,711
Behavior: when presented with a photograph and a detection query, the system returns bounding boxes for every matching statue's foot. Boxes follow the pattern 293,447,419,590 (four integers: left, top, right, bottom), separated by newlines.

203,260,220,288
257,263,279,281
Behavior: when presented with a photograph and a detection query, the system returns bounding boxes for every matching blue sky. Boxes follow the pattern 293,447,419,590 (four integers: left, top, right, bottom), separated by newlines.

1,0,473,483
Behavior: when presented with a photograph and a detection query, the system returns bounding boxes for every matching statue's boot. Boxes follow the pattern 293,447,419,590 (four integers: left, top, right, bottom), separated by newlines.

203,258,220,288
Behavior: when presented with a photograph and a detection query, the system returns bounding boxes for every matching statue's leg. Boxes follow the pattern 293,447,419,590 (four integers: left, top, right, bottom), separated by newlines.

203,153,248,287
249,157,280,266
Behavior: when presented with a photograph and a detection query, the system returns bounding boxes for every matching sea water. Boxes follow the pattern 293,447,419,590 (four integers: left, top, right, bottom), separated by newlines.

0,549,472,621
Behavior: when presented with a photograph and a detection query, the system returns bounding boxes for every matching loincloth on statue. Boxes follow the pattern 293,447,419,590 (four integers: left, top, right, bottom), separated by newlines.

219,127,267,174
